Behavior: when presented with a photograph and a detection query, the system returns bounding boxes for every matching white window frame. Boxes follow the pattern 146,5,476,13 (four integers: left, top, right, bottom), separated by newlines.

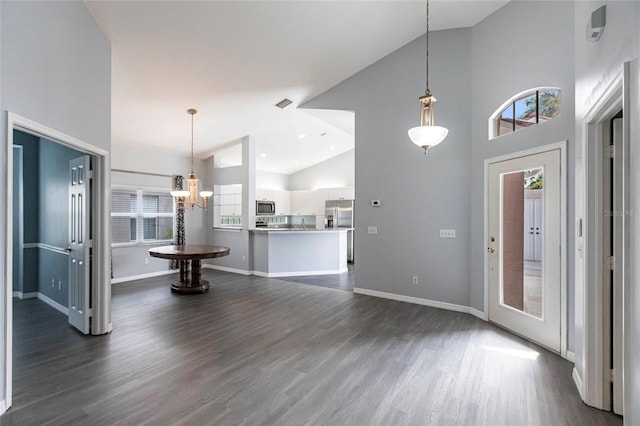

111,185,176,247
489,87,561,140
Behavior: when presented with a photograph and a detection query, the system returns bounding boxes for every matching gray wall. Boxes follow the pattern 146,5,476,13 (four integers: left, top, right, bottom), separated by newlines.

256,169,288,190
110,143,207,281
470,1,576,344
572,0,640,419
0,0,111,407
205,140,255,272
288,149,354,191
627,59,640,426
304,1,575,341
304,28,473,307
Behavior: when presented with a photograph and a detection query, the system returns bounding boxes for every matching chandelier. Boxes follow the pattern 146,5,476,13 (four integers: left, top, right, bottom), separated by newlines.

408,0,449,154
170,108,213,210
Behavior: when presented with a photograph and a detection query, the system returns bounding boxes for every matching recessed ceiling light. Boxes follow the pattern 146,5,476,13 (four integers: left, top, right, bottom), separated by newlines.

259,153,267,158
294,161,300,165
329,145,335,150
298,133,307,139
275,98,293,109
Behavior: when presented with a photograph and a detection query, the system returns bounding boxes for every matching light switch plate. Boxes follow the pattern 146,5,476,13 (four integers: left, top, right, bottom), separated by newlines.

368,226,378,234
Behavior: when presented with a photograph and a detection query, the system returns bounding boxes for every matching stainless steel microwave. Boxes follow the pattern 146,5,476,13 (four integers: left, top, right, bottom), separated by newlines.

256,200,275,215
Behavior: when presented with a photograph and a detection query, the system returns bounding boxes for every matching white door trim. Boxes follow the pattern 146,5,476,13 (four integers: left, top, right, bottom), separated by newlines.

577,64,631,411
3,112,112,413
483,141,567,358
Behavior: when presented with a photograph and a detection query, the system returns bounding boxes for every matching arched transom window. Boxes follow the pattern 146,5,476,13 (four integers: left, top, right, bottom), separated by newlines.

490,87,561,139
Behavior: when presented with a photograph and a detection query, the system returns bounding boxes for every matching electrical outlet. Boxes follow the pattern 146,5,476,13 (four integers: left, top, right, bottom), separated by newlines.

242,255,246,262
144,258,149,265
412,276,418,285
58,281,62,290
368,226,378,234
440,229,456,238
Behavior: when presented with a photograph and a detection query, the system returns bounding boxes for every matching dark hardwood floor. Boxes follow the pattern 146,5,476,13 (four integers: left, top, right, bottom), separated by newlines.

3,269,621,425
277,263,354,291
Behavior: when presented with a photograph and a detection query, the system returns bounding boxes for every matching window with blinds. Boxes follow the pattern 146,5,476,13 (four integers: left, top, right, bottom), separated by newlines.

111,187,175,245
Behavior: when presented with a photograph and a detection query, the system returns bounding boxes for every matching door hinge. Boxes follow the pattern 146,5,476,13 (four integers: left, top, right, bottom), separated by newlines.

87,239,93,249
609,256,615,271
87,308,94,318
609,145,615,158
88,169,94,179
610,369,615,383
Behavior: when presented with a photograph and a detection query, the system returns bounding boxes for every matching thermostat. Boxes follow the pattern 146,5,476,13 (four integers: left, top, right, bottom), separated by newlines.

371,200,381,207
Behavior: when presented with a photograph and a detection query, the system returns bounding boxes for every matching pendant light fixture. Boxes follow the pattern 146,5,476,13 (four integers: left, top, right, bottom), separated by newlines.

408,0,448,154
170,108,213,210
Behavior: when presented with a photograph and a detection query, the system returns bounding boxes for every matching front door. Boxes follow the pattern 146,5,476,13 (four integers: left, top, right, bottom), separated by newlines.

487,148,561,352
68,156,92,334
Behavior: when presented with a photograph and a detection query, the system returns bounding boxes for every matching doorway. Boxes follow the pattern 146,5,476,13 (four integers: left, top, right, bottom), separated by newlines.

486,143,566,353
4,112,112,412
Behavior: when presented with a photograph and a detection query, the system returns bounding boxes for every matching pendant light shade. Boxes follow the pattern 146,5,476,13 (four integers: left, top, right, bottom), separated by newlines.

408,0,448,154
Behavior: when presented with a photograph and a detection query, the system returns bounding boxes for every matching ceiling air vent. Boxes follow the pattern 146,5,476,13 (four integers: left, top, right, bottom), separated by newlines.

275,98,293,109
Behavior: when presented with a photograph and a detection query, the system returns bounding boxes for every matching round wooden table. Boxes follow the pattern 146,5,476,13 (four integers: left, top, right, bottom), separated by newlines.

148,245,230,294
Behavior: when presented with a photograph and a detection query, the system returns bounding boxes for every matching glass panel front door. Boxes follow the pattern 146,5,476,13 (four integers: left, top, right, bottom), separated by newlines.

501,168,544,319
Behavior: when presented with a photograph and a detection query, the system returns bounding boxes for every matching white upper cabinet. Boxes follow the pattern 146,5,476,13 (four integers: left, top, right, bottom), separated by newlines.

273,189,291,215
255,188,274,201
291,190,316,215
327,187,355,200
315,188,329,215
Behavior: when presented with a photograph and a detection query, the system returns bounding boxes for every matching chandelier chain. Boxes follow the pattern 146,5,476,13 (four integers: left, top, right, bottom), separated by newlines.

191,110,195,173
425,0,430,95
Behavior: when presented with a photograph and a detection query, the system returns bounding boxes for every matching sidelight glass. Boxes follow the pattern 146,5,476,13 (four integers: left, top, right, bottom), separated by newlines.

500,167,544,319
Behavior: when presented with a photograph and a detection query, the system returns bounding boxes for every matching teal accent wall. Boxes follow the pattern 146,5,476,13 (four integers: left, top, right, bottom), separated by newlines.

13,130,40,294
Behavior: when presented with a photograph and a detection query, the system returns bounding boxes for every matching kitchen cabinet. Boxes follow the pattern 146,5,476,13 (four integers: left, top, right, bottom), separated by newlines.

256,188,273,201
291,190,316,215
273,189,291,215
314,189,329,215
327,187,355,200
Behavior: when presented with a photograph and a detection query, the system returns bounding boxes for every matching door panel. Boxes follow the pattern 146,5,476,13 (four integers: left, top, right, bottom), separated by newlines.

68,156,91,334
488,149,561,351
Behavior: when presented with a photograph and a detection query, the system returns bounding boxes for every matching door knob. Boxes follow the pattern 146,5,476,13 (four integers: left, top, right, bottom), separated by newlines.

64,246,72,253
487,247,496,253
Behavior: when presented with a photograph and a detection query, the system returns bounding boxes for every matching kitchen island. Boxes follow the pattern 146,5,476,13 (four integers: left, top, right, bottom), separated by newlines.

250,228,350,277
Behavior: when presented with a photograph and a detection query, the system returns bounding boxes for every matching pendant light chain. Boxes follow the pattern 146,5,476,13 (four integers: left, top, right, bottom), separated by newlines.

425,0,430,96
190,111,195,174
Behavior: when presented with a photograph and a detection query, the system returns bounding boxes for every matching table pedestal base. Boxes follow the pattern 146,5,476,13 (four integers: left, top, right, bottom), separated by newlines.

171,279,209,294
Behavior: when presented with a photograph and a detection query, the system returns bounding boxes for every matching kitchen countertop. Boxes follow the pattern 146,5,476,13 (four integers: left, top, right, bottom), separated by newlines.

250,227,353,233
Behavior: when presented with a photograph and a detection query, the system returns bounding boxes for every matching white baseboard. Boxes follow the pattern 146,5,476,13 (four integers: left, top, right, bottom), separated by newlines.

572,367,584,401
111,269,177,284
12,291,37,299
470,308,487,320
13,291,67,315
203,264,251,276
253,268,347,278
37,293,68,316
566,351,576,363
353,288,476,316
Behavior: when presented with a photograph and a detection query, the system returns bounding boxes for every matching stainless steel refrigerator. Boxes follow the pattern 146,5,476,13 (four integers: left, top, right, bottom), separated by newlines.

325,199,354,263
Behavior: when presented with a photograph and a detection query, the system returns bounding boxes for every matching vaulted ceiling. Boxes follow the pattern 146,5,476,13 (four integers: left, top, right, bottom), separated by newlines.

87,1,509,174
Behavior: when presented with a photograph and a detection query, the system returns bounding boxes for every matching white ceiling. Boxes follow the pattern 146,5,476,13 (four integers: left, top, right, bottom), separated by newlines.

87,0,509,175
